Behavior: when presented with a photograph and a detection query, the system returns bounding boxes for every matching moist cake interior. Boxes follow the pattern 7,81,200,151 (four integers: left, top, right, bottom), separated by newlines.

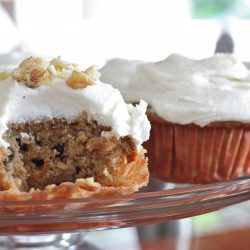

0,113,138,192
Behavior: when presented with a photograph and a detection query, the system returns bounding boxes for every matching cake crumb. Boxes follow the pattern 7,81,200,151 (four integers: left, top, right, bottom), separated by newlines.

103,168,113,181
20,132,30,139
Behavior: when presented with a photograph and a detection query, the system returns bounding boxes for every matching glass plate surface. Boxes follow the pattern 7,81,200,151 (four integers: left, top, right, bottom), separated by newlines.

0,176,249,235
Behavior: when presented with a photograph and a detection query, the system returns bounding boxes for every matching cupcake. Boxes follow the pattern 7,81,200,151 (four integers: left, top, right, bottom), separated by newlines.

0,56,150,200
100,53,250,184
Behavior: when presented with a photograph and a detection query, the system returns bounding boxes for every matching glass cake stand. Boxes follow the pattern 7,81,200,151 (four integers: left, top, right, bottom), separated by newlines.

0,176,249,249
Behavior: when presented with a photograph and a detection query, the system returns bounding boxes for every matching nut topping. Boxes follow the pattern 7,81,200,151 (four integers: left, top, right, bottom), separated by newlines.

6,56,100,89
12,57,53,88
67,66,100,89
0,71,11,81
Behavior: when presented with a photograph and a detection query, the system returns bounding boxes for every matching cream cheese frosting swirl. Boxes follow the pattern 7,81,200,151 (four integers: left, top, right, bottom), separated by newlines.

100,53,250,126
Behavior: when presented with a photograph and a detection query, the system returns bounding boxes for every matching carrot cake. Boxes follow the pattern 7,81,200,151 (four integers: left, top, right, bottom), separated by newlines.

0,57,150,197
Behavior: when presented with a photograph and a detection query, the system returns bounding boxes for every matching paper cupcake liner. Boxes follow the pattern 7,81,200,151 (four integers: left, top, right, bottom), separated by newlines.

144,118,250,184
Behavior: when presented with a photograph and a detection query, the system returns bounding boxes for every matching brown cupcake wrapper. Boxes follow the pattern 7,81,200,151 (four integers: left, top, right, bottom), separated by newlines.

144,117,250,184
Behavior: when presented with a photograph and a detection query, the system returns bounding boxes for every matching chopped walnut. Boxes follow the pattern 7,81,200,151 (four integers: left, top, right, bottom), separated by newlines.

67,66,100,89
84,65,100,82
12,57,53,88
67,70,92,89
50,57,70,71
50,57,79,72
0,71,11,81
10,56,100,89
49,57,80,80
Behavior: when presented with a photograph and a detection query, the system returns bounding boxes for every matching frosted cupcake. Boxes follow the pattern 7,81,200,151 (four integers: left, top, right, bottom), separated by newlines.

100,53,250,184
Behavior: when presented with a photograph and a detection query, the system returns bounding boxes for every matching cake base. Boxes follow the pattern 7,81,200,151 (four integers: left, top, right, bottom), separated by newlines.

0,113,148,196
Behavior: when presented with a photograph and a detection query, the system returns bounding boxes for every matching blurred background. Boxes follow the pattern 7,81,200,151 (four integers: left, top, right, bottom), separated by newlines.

1,1,250,249
1,0,250,67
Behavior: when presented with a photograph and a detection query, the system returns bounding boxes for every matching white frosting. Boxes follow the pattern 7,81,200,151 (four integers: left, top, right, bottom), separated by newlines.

100,53,250,126
0,76,150,147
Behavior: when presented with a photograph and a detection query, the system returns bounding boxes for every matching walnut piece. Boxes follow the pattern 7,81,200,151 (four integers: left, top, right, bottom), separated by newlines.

84,65,100,82
0,71,11,81
49,57,80,80
50,57,71,71
12,57,53,88
67,66,100,89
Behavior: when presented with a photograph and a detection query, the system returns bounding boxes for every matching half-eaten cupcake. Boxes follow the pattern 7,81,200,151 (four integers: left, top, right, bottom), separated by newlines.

0,57,150,200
